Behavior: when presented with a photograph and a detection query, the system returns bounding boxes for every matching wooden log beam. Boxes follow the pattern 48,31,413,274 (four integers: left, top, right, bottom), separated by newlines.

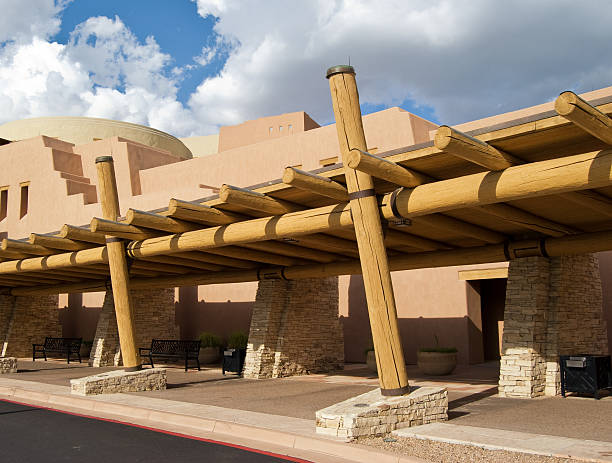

138,255,225,272
383,229,451,252
91,218,160,240
204,246,306,267
131,259,193,274
435,125,612,217
60,224,106,244
219,184,301,215
0,246,107,275
167,198,244,225
413,215,505,244
29,234,93,251
95,155,140,370
328,64,408,396
555,91,612,145
125,203,353,260
558,190,612,219
348,148,569,240
0,249,30,260
171,251,257,269
1,239,55,256
346,149,428,187
474,203,579,237
126,209,199,233
380,149,612,221
282,167,348,201
293,234,359,258
241,240,341,263
434,125,523,170
19,228,612,296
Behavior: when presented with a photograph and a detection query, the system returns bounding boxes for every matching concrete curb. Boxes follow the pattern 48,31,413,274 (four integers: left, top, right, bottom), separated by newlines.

394,423,612,463
0,384,425,463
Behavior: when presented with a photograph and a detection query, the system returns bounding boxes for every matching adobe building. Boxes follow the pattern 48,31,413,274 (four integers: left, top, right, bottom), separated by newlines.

0,73,610,403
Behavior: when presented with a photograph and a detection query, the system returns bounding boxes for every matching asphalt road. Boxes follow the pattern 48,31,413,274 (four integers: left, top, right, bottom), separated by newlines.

0,400,311,463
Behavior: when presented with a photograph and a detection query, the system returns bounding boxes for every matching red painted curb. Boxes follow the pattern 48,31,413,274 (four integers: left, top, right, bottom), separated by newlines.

0,398,313,463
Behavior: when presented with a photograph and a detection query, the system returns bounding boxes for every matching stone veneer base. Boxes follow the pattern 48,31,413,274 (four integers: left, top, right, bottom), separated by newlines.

316,386,447,438
70,368,166,396
0,357,17,374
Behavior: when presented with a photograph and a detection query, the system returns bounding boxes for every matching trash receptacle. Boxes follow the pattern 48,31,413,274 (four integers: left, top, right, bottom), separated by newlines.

560,355,612,399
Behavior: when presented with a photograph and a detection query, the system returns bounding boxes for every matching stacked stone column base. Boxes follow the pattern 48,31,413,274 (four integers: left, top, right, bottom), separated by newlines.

0,294,61,358
499,254,609,398
316,387,448,438
244,277,344,379
90,288,179,367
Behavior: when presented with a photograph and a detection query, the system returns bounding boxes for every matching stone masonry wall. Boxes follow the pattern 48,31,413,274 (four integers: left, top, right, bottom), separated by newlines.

244,277,344,379
499,254,608,398
91,288,179,367
0,294,60,358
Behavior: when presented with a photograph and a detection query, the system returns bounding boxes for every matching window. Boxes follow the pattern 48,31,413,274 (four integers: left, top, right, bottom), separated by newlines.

19,182,29,219
0,187,7,221
269,127,273,135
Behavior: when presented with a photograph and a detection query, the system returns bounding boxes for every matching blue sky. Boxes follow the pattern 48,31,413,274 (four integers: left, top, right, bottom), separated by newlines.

0,1,611,136
53,0,225,103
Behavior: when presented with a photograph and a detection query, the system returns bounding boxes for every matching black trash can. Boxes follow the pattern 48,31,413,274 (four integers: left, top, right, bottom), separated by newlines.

222,348,246,375
560,355,612,399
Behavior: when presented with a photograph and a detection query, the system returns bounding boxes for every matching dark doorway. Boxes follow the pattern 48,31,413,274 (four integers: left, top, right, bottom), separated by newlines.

480,278,507,361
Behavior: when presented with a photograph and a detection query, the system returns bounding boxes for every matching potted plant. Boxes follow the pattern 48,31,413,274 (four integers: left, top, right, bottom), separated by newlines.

417,335,457,375
222,331,248,375
364,345,377,373
198,332,222,364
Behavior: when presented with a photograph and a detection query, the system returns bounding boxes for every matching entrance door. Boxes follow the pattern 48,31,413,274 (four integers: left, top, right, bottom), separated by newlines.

480,278,507,361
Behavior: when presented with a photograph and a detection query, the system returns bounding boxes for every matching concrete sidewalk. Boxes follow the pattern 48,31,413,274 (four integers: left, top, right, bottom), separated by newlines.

0,376,425,463
394,423,612,462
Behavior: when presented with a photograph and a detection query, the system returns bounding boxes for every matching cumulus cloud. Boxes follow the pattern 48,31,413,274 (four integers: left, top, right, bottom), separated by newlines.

2,1,612,139
0,0,68,44
191,0,612,127
0,12,200,136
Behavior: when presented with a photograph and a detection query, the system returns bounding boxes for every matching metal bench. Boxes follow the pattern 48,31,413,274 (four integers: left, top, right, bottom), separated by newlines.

32,337,82,364
139,339,201,372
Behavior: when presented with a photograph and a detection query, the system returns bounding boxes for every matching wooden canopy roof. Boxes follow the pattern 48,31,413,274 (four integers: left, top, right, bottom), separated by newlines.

2,90,612,296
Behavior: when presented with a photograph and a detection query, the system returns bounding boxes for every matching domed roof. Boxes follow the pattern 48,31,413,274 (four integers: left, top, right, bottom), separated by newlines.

0,116,192,159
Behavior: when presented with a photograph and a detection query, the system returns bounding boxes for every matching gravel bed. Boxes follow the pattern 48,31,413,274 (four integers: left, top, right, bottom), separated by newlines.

356,436,580,463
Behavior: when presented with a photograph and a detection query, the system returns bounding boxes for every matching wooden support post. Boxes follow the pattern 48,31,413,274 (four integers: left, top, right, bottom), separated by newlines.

95,156,140,370
327,65,409,396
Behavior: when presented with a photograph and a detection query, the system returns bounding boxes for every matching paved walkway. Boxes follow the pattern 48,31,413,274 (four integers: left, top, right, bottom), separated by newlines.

1,360,611,462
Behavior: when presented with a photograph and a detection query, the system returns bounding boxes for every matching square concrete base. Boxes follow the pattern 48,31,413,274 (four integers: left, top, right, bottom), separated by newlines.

316,386,447,438
70,368,166,396
0,357,17,374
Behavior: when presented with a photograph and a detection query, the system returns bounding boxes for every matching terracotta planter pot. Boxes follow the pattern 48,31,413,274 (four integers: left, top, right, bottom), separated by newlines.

366,350,377,373
417,351,457,375
199,346,220,365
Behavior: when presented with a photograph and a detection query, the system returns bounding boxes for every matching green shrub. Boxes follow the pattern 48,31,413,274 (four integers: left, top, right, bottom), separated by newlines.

227,331,248,349
418,334,457,353
199,332,222,348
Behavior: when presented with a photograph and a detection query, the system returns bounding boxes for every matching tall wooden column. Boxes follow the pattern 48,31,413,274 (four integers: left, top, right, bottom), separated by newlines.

95,156,140,370
327,65,409,395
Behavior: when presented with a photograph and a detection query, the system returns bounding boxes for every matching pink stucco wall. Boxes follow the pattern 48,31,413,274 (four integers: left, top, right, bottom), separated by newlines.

2,97,610,364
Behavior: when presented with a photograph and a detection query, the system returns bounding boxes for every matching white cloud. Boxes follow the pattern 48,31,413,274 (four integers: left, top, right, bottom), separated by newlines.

191,0,612,128
0,0,68,43
0,13,200,136
2,1,612,140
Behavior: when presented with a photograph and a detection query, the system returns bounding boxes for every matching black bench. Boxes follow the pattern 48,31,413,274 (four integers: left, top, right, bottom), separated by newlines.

32,337,82,364
139,339,201,372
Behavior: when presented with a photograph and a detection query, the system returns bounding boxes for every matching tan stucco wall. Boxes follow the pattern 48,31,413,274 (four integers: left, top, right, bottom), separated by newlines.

0,116,192,160
179,134,219,157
